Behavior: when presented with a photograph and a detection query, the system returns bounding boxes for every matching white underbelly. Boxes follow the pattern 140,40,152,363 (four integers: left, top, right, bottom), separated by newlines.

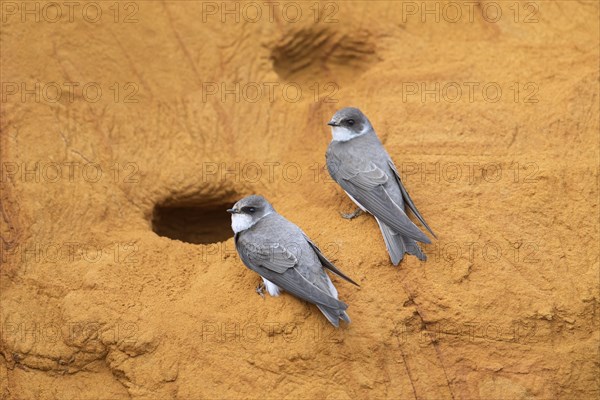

344,190,368,212
262,278,281,297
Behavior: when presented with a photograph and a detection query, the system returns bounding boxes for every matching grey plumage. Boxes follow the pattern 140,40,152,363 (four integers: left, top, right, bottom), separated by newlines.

228,195,357,327
326,107,436,265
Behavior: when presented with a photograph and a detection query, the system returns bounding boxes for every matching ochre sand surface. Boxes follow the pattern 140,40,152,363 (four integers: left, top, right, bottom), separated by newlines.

1,1,599,399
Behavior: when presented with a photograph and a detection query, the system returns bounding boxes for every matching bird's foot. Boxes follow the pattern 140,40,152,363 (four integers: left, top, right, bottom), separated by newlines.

340,208,364,220
256,283,266,299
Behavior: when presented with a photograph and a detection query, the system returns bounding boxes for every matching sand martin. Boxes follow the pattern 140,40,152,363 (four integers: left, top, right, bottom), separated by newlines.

228,195,358,327
326,107,436,265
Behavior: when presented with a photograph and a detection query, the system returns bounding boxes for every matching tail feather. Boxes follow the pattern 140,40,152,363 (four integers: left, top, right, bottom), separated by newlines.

317,304,351,327
376,218,426,265
403,235,427,261
317,275,351,327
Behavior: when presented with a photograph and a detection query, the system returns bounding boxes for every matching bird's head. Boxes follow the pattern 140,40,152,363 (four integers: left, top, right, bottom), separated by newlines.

227,195,275,233
327,107,373,142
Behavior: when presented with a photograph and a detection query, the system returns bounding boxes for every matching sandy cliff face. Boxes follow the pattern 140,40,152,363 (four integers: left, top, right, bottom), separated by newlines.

1,1,598,399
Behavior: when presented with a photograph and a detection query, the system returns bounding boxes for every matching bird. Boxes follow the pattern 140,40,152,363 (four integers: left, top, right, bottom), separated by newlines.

325,107,436,265
228,195,358,327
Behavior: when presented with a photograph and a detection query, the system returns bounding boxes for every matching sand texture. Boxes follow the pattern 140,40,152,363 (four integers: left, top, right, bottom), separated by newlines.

1,1,599,399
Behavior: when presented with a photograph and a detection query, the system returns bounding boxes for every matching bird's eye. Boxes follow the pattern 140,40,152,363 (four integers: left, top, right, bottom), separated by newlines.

347,119,355,126
243,206,256,213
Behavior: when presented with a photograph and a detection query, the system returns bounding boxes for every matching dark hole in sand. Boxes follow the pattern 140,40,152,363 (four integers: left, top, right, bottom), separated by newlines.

152,203,233,244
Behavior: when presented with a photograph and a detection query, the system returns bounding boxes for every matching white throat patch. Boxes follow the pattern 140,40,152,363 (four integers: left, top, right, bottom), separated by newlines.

231,213,254,233
330,126,365,142
231,211,271,233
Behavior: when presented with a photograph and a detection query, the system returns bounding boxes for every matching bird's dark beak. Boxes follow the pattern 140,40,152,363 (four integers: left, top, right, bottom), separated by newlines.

227,208,238,214
328,120,339,127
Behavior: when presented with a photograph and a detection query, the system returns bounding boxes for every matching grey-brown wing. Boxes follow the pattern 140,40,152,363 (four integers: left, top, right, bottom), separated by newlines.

235,234,348,309
387,160,436,238
303,235,359,287
236,239,297,273
327,154,431,244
